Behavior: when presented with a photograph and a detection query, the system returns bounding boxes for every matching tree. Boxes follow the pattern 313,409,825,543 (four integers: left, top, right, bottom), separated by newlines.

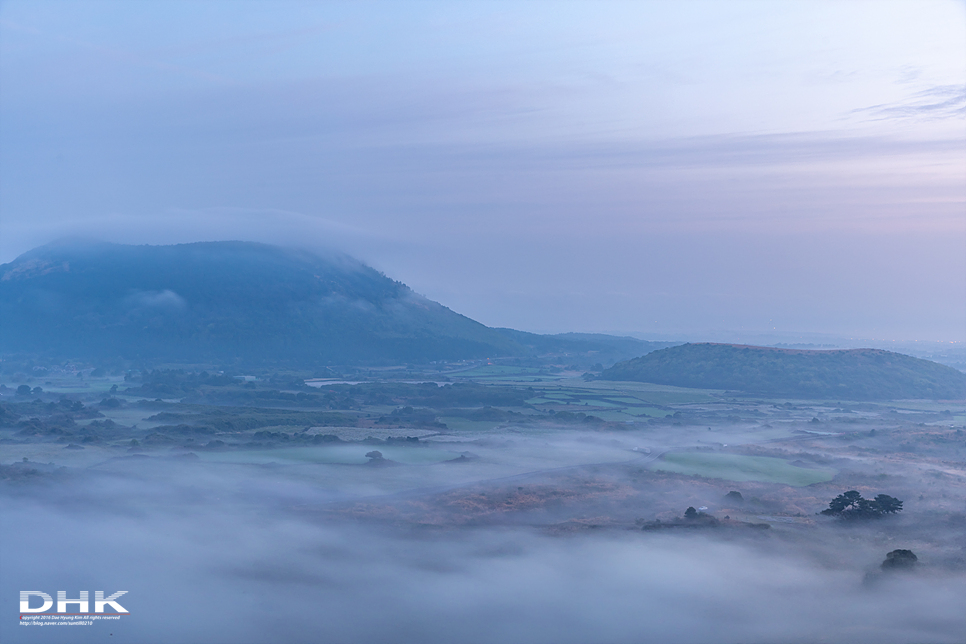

823,490,863,514
684,506,698,519
821,490,903,519
872,494,902,515
881,549,917,571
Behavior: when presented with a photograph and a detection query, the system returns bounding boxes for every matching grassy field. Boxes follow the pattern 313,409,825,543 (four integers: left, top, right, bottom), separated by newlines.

88,407,169,429
437,417,506,432
20,377,123,395
448,365,559,382
653,452,835,486
516,381,720,420
622,406,669,418
555,381,721,405
198,444,462,465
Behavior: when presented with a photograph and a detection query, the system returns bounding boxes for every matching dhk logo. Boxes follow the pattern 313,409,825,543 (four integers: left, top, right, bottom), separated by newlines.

20,591,128,614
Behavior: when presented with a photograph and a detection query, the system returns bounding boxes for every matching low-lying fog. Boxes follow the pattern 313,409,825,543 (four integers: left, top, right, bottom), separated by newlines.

3,423,965,644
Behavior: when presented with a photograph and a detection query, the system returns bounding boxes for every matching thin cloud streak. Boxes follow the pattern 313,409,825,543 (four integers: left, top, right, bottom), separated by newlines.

852,85,966,122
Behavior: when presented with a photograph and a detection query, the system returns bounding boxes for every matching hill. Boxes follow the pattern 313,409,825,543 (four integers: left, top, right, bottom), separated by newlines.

599,343,966,400
0,240,524,366
492,329,678,367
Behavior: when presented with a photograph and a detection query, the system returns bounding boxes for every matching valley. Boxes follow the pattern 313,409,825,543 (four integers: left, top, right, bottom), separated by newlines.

4,367,964,566
2,242,964,643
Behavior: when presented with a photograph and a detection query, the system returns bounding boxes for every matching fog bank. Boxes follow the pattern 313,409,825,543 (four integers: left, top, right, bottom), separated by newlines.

3,461,964,644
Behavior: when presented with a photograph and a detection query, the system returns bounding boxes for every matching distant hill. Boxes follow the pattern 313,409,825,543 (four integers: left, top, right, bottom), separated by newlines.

599,343,966,400
0,240,524,365
493,329,678,367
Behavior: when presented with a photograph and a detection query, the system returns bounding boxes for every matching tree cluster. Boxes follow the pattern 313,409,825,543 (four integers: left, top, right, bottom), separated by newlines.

881,549,917,571
821,490,902,519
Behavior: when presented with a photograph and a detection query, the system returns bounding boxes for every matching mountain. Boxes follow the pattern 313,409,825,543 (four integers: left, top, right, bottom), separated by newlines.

599,343,966,400
0,240,524,365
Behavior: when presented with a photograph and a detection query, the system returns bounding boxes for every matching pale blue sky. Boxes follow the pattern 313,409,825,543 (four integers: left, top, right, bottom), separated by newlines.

1,1,964,340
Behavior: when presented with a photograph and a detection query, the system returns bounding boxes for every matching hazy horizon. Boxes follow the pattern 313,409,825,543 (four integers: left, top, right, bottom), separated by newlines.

2,1,964,341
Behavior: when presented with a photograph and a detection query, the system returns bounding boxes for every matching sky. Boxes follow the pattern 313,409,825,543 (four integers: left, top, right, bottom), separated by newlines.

1,1,964,341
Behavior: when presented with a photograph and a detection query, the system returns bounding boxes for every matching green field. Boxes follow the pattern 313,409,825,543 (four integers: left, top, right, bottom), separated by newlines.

520,381,718,418
22,378,124,395
622,406,668,418
449,365,555,381
565,381,720,405
437,417,505,432
653,452,835,486
525,397,558,405
197,444,462,465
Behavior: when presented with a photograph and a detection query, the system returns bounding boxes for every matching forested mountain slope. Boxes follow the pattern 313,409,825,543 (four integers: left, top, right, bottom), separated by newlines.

0,241,522,365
